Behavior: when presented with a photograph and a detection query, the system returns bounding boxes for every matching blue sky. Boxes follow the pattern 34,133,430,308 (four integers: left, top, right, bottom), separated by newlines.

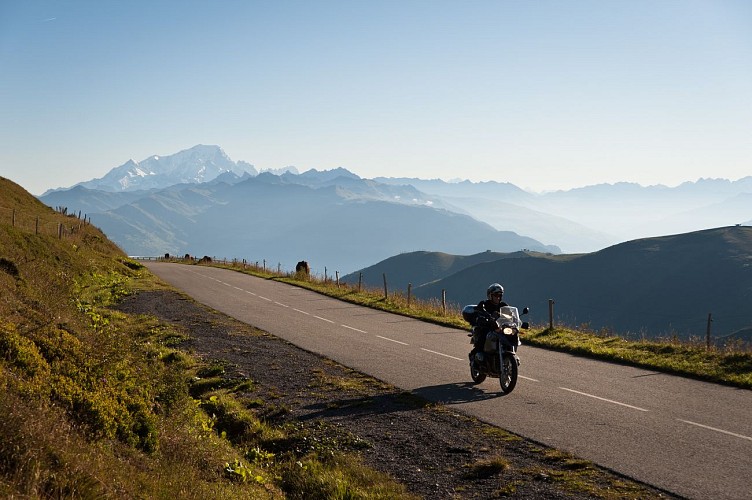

1,0,751,195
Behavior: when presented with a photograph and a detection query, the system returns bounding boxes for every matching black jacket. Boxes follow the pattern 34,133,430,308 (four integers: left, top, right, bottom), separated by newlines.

474,299,508,330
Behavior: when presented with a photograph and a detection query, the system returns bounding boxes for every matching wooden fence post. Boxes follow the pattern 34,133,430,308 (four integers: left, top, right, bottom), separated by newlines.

442,289,446,315
407,283,412,308
383,273,388,300
12,209,15,227
548,299,555,329
358,273,362,293
706,313,713,350
35,217,39,235
335,271,339,288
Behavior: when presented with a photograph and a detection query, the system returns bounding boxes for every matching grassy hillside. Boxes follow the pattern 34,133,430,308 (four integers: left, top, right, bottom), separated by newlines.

1,177,248,497
401,227,752,340
0,177,418,498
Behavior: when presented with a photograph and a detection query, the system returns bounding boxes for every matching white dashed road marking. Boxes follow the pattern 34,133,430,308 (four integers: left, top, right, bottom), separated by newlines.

376,335,409,345
677,419,752,442
559,387,649,412
421,348,463,361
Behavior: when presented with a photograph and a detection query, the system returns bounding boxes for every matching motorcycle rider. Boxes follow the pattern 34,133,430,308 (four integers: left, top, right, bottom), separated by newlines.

469,283,508,362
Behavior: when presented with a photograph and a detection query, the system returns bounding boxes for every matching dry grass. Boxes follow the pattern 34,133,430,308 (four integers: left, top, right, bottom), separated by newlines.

0,178,419,498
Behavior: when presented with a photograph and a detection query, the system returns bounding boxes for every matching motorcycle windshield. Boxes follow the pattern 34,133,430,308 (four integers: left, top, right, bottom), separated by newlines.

496,306,520,327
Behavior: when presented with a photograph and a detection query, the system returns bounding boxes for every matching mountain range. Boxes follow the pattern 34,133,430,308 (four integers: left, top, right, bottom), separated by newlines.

40,146,559,273
40,144,752,252
30,144,752,339
375,176,752,252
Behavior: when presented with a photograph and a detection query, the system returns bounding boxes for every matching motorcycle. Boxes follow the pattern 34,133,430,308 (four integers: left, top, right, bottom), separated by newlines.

462,304,530,394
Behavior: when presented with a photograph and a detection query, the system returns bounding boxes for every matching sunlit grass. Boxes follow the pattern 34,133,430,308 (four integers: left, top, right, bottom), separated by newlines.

0,206,421,497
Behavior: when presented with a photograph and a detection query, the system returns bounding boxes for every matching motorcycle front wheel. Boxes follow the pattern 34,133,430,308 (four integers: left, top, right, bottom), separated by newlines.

470,360,486,384
499,354,518,393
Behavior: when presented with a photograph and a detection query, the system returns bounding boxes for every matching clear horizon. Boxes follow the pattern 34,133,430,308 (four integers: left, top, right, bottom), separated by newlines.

2,0,751,195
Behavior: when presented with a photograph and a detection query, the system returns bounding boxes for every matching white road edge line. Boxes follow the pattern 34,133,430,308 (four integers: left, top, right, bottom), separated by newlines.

293,308,310,315
274,302,289,307
677,419,752,442
314,315,335,324
342,325,367,333
421,348,463,361
559,387,649,412
258,296,272,302
376,335,409,345
519,375,539,382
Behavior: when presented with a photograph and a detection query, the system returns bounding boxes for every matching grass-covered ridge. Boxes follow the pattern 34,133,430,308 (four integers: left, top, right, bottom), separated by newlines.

203,258,752,390
1,177,420,498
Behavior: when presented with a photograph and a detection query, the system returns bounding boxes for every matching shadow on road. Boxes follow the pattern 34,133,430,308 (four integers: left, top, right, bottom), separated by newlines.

411,382,506,404
298,382,503,422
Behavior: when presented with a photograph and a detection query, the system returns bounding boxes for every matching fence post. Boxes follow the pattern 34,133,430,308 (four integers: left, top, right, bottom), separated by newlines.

706,313,713,350
335,271,339,288
58,223,62,239
383,273,388,300
442,289,446,315
12,209,15,227
324,267,328,283
35,217,39,235
548,299,555,329
407,283,412,308
358,273,362,293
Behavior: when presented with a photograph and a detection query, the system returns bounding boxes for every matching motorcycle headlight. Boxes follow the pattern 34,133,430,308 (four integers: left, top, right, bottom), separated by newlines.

502,326,515,335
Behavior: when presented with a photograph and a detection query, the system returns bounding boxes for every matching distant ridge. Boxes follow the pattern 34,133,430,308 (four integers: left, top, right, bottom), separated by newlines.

341,250,541,291
352,226,752,340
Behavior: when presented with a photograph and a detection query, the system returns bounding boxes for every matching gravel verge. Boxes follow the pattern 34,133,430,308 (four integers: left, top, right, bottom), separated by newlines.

117,289,676,499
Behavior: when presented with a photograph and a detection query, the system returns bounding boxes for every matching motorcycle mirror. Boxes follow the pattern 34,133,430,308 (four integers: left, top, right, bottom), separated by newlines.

522,307,530,315
521,321,530,330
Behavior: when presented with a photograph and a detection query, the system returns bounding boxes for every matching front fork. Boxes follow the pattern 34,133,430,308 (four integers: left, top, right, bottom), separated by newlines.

499,344,519,376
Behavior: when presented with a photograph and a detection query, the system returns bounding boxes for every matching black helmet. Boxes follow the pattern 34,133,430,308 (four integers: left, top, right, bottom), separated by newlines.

486,283,504,298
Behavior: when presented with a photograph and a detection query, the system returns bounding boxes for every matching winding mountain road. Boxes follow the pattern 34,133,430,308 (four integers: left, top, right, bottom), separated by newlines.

145,262,751,500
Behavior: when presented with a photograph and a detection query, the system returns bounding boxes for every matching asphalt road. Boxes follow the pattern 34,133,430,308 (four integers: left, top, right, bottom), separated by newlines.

144,262,752,500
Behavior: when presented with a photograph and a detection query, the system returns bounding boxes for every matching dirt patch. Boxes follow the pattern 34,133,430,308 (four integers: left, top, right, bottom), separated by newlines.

117,289,675,499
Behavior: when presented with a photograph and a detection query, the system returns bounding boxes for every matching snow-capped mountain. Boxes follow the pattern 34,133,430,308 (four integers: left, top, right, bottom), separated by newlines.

72,145,257,192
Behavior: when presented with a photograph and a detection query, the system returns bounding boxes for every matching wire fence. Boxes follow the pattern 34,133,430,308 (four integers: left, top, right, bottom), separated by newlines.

0,205,91,239
135,254,751,351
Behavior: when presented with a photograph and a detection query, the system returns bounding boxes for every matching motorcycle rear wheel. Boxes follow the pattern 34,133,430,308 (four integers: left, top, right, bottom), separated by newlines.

499,355,518,393
470,360,486,384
